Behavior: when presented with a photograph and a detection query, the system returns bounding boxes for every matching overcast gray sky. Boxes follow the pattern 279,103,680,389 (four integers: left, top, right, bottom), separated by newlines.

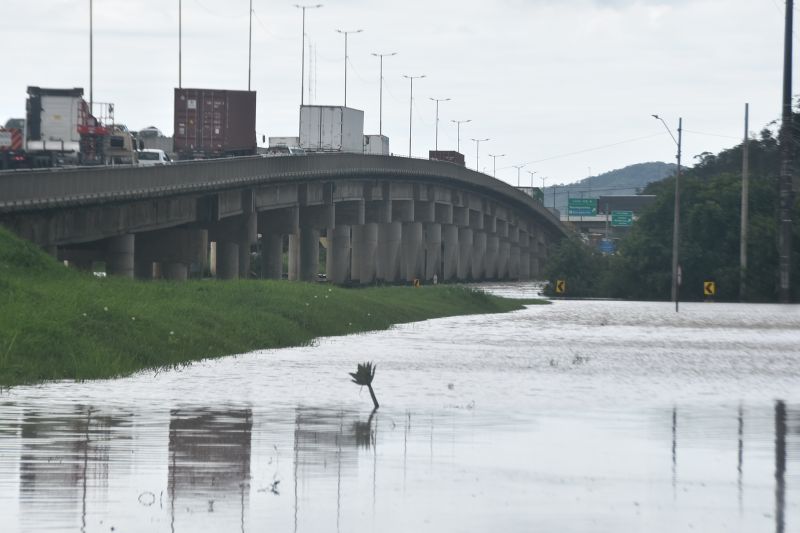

1,0,792,186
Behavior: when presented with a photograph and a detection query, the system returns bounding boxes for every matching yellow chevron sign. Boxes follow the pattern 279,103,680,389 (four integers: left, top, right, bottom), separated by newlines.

704,281,716,296
555,280,566,294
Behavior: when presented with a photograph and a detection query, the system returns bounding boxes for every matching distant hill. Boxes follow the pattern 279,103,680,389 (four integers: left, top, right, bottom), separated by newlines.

543,162,677,213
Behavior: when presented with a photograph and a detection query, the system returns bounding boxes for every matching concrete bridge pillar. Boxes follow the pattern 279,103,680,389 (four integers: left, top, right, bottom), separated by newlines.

472,231,487,280
457,227,473,280
287,234,300,281
401,222,423,282
498,241,510,280
239,211,257,279
217,241,240,280
134,259,155,280
299,227,321,282
162,262,188,281
105,234,134,278
327,225,351,284
262,233,283,280
509,244,520,280
485,235,500,279
352,223,378,284
377,221,401,283
520,248,530,280
442,224,459,281
424,223,442,281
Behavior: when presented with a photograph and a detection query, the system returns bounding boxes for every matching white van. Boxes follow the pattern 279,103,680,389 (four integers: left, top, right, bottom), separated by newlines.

137,149,171,166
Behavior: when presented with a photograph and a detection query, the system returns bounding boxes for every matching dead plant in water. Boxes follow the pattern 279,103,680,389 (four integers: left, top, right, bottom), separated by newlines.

350,361,379,409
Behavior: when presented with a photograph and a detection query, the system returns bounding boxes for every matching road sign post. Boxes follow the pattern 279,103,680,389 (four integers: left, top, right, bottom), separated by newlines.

555,280,566,295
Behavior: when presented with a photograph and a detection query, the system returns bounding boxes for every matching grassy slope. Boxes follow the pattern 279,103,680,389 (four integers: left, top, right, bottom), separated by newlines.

0,227,544,386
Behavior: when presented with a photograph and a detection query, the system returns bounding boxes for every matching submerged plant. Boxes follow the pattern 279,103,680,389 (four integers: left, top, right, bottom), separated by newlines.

349,361,379,409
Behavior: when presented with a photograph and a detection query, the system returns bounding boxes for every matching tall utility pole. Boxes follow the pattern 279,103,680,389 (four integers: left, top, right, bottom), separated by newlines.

337,29,362,107
513,164,525,186
471,138,489,171
451,119,471,153
248,0,253,91
371,52,396,136
527,170,537,188
296,4,323,106
740,103,750,301
778,0,795,303
403,74,425,157
89,0,93,111
178,0,182,88
488,153,505,178
429,97,450,151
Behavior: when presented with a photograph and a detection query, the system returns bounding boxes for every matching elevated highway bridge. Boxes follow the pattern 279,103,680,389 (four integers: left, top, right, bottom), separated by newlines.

0,154,566,283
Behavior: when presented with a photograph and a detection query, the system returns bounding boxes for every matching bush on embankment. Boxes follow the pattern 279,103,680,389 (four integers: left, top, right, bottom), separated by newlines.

0,227,543,387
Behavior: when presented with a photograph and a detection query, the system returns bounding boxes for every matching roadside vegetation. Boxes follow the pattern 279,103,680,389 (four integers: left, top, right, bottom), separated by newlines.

0,227,544,387
544,122,800,302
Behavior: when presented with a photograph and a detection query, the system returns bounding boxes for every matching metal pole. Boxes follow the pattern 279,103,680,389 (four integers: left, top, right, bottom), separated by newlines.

178,0,182,89
451,119,470,153
248,0,253,91
403,74,425,157
429,98,450,151
513,165,524,186
300,6,305,105
89,0,93,111
488,154,504,178
740,103,750,301
673,118,682,312
372,53,396,137
779,0,794,303
471,138,487,171
337,29,362,108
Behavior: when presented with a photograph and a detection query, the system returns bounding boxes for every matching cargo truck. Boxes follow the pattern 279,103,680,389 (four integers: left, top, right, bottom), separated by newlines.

429,150,465,166
363,134,389,155
173,88,257,160
299,105,364,153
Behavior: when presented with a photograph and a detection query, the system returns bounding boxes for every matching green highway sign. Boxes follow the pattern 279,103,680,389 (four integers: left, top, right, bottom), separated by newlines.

611,210,634,227
568,198,598,217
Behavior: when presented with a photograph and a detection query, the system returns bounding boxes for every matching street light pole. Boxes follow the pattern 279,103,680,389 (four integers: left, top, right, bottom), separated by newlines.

470,138,489,171
451,119,471,153
295,4,323,106
248,0,253,91
371,52,396,137
336,28,362,107
488,153,505,178
429,97,450,151
89,0,93,111
653,114,683,312
513,164,525,186
178,0,181,89
403,74,425,157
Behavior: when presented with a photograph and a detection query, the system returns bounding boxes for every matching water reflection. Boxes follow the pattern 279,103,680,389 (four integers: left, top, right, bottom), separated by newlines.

167,408,252,532
775,401,786,533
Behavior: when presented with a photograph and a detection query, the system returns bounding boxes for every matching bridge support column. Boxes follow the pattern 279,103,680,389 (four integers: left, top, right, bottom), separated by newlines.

262,233,283,280
509,244,520,280
442,224,459,281
287,234,300,281
239,211,257,279
217,241,239,280
134,259,154,280
424,223,442,281
472,231,486,280
457,227,473,280
377,222,401,283
327,225,351,284
299,227,320,282
352,223,378,284
105,234,134,278
162,262,188,281
498,241,510,280
401,222,423,282
485,235,499,280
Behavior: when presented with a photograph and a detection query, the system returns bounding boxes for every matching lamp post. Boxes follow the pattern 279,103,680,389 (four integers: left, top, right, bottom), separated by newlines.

403,74,425,157
451,119,471,153
653,114,683,312
89,0,93,111
429,97,450,151
471,138,489,171
527,170,537,188
248,0,253,90
488,153,505,178
371,52,396,136
295,4,323,106
512,164,525,186
336,28,362,107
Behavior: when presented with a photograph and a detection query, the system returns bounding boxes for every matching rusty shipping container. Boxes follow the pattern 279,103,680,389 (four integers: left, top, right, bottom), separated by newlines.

173,88,256,159
429,150,465,166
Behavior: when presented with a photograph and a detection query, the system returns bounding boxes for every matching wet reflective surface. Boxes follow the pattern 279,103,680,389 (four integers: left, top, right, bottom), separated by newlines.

1,285,799,532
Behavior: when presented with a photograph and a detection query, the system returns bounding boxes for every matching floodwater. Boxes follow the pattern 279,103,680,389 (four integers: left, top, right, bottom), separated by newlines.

1,284,799,533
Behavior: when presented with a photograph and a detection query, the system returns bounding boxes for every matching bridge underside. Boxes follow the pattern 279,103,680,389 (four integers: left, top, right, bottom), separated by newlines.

2,177,556,284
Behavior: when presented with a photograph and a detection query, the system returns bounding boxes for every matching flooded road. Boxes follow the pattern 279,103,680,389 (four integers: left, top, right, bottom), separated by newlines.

1,284,799,532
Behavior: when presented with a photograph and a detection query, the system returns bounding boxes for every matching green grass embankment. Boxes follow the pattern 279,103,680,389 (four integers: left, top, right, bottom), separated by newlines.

0,227,545,387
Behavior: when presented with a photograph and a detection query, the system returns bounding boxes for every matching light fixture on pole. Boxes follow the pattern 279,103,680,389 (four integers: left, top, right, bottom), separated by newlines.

471,138,489,171
451,119,471,153
403,74,426,157
652,114,683,312
371,52,396,137
295,4,323,106
336,28,362,107
527,170,537,188
488,153,505,178
429,97,450,151
512,164,525,186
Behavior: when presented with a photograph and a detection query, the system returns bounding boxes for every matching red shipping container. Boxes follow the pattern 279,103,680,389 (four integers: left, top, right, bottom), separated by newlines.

174,88,256,159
